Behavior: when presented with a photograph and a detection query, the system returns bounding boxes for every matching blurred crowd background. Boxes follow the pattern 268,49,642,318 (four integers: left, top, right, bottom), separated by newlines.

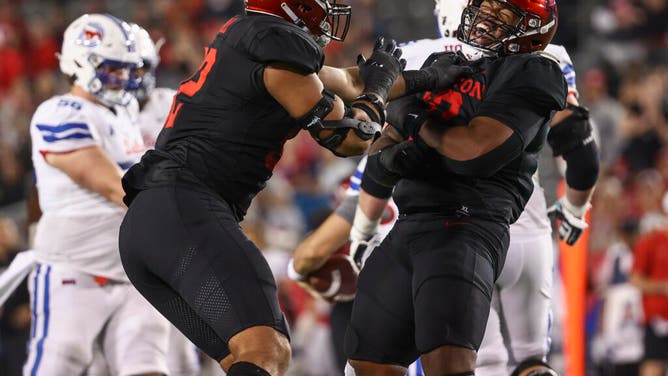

0,0,667,375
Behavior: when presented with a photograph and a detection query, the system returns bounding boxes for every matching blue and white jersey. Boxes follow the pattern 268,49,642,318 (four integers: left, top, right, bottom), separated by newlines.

30,93,144,281
400,37,488,69
545,44,578,98
398,37,579,236
138,87,177,148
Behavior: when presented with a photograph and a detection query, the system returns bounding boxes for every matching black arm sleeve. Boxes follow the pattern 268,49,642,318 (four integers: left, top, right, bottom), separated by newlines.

333,193,358,224
563,139,600,190
360,153,395,199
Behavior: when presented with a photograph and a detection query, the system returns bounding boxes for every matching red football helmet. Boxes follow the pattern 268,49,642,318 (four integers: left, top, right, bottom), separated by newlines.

245,0,351,47
458,0,558,55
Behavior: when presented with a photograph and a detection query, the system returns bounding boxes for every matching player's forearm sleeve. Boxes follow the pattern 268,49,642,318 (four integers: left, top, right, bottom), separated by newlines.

360,154,394,199
562,140,599,190
333,194,358,224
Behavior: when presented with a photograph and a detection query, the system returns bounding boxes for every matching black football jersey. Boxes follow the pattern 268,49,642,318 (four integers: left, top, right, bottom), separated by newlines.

393,53,567,224
122,14,324,220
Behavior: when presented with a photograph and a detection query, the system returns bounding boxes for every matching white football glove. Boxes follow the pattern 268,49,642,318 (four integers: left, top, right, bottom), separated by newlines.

350,206,381,267
349,233,382,268
547,196,591,246
287,258,306,282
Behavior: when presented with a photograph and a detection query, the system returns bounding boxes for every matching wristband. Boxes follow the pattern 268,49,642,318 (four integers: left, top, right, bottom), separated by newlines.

350,206,381,242
402,70,434,95
561,196,592,218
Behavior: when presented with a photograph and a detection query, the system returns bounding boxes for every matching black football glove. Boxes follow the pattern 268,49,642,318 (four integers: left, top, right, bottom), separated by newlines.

366,139,430,187
357,36,406,102
386,95,428,139
403,51,474,95
547,197,591,246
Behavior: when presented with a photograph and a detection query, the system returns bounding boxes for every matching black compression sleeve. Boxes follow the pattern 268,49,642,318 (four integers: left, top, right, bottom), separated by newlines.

562,139,599,190
360,154,395,199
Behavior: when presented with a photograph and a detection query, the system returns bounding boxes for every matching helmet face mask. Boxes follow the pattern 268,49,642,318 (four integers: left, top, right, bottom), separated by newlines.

246,0,351,47
58,14,142,107
127,24,162,101
458,0,558,55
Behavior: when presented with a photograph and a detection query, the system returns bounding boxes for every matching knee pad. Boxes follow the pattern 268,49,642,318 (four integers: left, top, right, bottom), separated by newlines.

227,361,271,376
510,359,558,376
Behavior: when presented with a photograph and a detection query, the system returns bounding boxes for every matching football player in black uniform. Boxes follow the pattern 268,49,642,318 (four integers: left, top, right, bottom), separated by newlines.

344,1,569,375
117,1,471,376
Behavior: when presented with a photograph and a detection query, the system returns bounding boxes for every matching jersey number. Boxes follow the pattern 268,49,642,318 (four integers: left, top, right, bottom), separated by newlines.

165,46,218,128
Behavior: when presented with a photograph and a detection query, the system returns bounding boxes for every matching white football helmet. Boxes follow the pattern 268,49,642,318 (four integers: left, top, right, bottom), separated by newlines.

128,24,164,101
434,0,468,38
58,13,142,107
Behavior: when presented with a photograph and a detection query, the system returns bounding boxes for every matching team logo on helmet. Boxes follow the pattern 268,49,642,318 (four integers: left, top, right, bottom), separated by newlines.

78,23,105,48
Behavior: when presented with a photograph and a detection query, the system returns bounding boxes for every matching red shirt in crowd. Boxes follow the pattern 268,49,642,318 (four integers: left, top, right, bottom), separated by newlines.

632,228,668,322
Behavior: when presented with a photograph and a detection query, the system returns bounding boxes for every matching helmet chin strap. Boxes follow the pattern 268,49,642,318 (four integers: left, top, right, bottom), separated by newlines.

280,2,330,47
280,2,306,28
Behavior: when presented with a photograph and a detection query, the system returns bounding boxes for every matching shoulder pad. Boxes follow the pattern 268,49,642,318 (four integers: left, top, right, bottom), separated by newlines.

33,96,89,125
500,54,567,111
532,50,559,64
247,17,324,73
545,44,578,98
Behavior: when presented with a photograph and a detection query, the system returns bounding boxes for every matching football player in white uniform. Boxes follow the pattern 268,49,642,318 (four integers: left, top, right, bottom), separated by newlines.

25,14,170,376
130,26,177,150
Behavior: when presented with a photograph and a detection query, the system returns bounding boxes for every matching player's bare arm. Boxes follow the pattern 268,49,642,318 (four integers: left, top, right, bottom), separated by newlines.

293,214,351,275
345,125,404,248
318,49,471,105
45,146,126,208
420,116,515,163
264,65,375,156
353,124,403,220
318,65,407,103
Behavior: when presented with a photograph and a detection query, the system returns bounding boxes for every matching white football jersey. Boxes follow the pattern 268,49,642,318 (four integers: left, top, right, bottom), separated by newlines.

31,94,145,281
399,37,579,235
138,87,177,148
400,37,487,69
